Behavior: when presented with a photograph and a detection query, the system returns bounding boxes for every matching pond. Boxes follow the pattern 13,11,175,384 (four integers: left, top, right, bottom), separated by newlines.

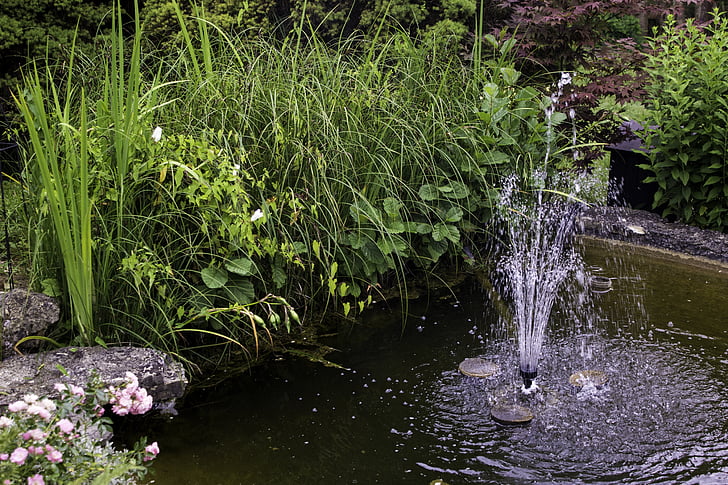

138,240,728,484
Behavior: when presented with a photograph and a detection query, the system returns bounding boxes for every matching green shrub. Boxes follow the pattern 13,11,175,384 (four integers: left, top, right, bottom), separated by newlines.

0,0,109,101
638,11,728,231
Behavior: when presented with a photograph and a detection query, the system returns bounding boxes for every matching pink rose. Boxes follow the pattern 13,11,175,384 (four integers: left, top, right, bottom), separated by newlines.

8,400,28,412
27,474,45,485
10,447,29,465
26,404,51,421
21,428,47,441
27,445,45,456
45,447,63,464
69,384,85,398
143,441,160,461
56,418,74,434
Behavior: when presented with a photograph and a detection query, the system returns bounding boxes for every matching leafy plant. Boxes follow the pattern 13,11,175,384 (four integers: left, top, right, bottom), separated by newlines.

638,11,728,230
16,46,95,346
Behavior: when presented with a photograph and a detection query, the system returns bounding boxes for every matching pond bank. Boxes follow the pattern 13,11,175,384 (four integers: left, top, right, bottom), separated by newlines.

577,205,728,269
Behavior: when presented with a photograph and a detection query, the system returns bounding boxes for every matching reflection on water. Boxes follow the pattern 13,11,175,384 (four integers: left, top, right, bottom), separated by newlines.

140,243,728,485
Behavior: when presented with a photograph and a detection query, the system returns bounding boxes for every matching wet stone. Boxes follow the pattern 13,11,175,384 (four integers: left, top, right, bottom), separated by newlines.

458,358,499,378
589,275,613,293
491,404,534,425
569,370,608,387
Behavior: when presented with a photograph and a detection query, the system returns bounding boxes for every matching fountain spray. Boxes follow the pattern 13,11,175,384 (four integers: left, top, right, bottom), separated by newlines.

497,72,583,391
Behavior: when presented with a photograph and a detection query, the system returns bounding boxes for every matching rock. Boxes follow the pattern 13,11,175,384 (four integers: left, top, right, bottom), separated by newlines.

0,346,187,413
458,357,499,377
1,289,60,358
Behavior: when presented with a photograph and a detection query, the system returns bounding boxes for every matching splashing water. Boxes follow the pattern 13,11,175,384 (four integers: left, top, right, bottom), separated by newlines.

497,174,584,389
496,72,585,390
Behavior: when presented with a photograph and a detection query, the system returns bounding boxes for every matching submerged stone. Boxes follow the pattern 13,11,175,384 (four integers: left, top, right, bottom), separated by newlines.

458,357,499,377
569,370,608,387
491,404,534,425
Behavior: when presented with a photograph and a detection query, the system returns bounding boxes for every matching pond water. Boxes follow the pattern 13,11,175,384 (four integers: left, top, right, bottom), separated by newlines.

138,240,728,484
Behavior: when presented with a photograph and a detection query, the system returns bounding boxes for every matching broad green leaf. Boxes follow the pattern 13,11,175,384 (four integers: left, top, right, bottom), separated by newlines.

386,220,406,234
549,111,567,125
440,181,470,199
224,279,255,304
444,206,464,222
272,264,287,289
481,150,510,165
292,241,308,254
349,282,362,298
377,235,408,255
226,257,255,276
418,184,440,201
705,175,722,185
499,67,521,86
482,83,499,99
201,266,228,289
432,223,460,244
382,197,403,216
426,239,449,261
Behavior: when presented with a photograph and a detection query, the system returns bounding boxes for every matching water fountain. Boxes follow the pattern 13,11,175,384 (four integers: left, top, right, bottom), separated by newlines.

484,72,589,395
495,172,584,392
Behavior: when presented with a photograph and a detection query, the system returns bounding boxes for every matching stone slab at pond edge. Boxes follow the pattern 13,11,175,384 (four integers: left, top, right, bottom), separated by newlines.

0,346,187,413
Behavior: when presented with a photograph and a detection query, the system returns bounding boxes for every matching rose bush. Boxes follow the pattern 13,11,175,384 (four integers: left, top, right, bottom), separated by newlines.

0,372,158,484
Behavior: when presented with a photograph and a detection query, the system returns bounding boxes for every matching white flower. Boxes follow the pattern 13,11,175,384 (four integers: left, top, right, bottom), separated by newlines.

232,163,241,177
251,209,264,222
558,71,573,89
39,398,56,412
151,126,163,143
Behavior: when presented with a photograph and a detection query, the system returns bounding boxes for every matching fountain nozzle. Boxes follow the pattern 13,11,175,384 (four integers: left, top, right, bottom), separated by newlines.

520,367,538,389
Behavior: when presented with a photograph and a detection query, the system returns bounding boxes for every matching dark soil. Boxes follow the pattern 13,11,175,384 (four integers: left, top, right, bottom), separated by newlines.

577,206,728,265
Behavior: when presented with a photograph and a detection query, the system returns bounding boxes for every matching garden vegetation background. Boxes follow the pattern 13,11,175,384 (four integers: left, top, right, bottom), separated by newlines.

2,0,727,379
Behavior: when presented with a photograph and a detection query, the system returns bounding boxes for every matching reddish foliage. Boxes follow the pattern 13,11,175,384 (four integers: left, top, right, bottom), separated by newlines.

489,1,700,165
